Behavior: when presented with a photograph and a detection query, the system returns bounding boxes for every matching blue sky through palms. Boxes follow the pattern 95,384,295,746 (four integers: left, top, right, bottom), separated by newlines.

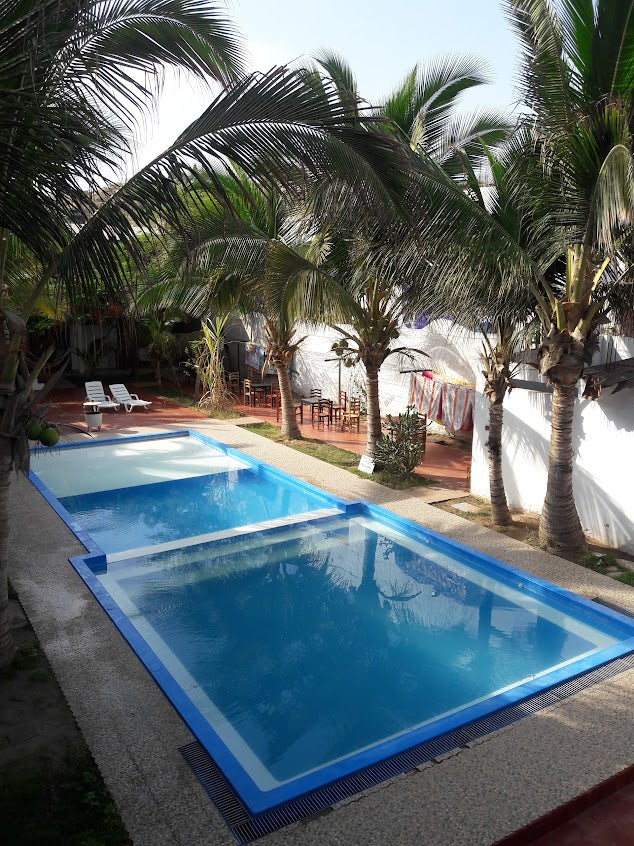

133,0,519,171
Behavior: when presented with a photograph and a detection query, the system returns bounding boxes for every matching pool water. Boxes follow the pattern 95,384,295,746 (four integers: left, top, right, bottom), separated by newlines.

32,435,333,554
30,435,247,497
59,468,329,554
28,433,634,816
99,513,616,793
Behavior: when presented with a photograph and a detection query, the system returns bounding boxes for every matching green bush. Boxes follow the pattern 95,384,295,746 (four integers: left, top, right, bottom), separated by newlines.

374,407,426,477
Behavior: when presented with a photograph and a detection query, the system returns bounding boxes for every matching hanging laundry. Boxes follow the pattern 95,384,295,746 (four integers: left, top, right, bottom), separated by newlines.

410,373,474,433
410,372,442,422
441,383,474,433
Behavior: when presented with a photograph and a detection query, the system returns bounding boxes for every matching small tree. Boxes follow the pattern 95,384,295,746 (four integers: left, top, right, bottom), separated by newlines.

374,407,426,478
196,315,232,411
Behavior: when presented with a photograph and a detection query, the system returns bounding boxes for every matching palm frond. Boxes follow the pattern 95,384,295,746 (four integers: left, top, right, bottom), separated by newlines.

313,49,361,116
384,54,491,154
0,0,245,268
54,67,410,302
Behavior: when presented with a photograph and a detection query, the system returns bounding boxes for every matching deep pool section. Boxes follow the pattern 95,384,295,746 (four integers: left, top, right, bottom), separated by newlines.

59,468,332,554
97,512,620,802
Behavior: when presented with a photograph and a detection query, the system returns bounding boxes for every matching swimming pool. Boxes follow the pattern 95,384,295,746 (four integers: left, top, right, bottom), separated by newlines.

29,431,634,821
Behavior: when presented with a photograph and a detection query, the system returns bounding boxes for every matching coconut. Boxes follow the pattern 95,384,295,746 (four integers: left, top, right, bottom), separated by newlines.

26,420,44,440
39,427,60,447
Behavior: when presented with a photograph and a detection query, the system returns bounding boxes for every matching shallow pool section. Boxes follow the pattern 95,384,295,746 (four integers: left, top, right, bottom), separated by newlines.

28,432,634,819
30,434,249,497
30,433,336,556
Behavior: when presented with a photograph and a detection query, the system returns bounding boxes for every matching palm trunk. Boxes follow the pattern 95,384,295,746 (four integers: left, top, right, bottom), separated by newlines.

487,400,512,526
153,358,162,386
539,382,585,551
275,359,301,440
0,439,15,667
365,362,381,458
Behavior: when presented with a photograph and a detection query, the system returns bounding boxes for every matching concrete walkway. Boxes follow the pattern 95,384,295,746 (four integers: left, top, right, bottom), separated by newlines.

10,414,634,846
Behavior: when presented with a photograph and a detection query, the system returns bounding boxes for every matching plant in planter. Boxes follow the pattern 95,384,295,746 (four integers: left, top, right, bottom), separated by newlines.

374,407,427,478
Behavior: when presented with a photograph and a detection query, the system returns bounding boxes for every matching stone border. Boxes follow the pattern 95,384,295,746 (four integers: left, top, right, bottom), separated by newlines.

10,419,634,846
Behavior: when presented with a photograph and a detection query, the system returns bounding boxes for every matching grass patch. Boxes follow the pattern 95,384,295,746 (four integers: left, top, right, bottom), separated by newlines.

243,422,433,490
155,388,242,419
13,642,40,670
616,570,634,586
0,754,130,846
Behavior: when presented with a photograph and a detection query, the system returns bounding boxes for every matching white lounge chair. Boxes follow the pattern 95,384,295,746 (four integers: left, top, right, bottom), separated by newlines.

84,381,120,411
109,383,152,413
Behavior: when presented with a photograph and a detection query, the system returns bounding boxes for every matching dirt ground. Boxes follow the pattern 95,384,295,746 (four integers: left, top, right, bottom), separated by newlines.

435,495,634,574
0,598,129,845
0,601,85,776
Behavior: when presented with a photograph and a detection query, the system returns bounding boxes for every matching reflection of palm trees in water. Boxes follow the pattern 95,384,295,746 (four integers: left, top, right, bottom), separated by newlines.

137,521,589,782
157,526,436,779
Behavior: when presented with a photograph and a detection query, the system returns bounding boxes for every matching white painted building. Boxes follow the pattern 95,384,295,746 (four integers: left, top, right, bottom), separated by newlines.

242,317,634,554
470,334,634,554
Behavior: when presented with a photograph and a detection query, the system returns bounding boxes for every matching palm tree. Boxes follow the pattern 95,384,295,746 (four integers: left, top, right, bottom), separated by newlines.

387,2,634,552
0,0,243,668
304,52,512,458
504,0,634,551
326,243,428,458
0,2,411,667
423,138,544,526
153,174,339,439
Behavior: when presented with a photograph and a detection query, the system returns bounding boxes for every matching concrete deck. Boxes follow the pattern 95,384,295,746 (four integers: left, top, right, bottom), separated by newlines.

10,417,634,846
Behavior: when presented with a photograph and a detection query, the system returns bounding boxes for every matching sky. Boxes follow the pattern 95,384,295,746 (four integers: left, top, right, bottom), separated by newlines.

131,0,521,173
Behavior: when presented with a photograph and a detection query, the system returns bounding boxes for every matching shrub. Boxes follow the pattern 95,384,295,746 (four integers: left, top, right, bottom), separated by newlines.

374,407,426,477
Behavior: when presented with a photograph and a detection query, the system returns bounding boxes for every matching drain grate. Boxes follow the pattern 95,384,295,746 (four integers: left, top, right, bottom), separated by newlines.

180,650,634,843
592,596,634,618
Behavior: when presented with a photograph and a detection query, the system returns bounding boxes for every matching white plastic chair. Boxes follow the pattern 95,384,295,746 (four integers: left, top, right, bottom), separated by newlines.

84,381,120,411
109,383,152,413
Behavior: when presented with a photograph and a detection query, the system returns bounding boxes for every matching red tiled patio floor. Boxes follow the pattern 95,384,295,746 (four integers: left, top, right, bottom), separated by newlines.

494,766,634,846
532,780,634,846
44,385,471,490
231,401,471,490
45,385,207,430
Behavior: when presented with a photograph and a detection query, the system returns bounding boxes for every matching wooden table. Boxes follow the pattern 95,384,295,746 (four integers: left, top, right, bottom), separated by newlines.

248,381,279,406
300,397,333,424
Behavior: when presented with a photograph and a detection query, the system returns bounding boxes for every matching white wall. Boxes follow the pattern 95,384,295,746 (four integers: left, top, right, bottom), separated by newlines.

70,322,116,374
471,335,634,554
291,319,481,414
241,315,634,553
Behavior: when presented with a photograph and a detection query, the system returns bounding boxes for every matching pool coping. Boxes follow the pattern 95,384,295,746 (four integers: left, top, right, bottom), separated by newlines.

11,419,634,846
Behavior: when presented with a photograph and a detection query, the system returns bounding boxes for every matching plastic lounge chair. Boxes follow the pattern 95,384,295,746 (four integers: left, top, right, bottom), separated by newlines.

109,383,152,413
84,381,120,411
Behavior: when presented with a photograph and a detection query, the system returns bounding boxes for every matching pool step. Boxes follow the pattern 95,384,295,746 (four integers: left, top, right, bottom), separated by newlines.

105,507,345,563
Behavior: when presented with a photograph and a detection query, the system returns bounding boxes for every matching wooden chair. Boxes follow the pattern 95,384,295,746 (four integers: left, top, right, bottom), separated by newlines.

268,383,281,408
341,397,361,432
243,378,254,406
418,412,428,456
276,399,303,423
316,398,333,427
227,372,240,394
307,388,322,423
332,390,347,423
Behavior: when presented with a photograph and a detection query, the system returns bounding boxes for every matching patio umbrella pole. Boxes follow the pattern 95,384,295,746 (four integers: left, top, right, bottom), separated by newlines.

325,357,342,398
